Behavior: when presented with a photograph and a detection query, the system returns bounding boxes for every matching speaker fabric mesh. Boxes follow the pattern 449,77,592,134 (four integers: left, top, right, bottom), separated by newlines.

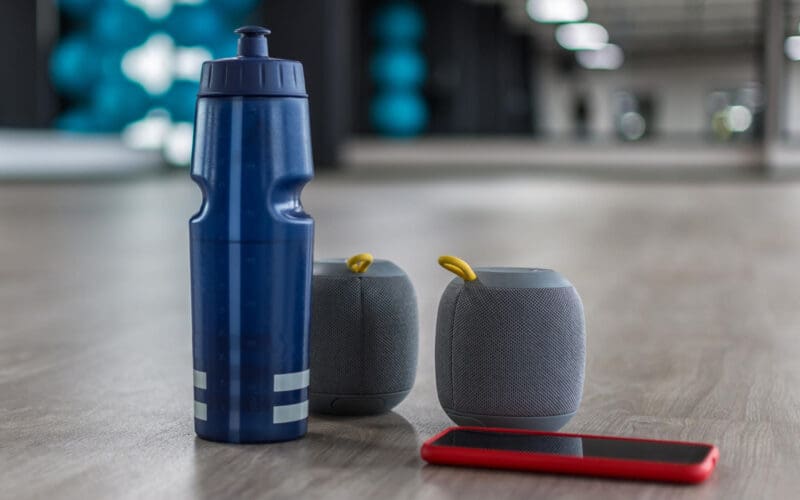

309,276,363,395
310,274,418,397
436,280,585,418
360,276,418,394
435,280,461,409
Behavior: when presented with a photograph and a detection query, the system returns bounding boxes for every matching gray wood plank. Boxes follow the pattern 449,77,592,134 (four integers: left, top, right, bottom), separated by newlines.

1,173,798,499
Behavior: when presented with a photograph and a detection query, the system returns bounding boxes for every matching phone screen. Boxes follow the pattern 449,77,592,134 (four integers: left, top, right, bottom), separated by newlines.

433,429,713,465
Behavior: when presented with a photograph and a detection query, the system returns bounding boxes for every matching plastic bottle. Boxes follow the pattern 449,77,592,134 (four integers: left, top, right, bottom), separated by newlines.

189,26,314,443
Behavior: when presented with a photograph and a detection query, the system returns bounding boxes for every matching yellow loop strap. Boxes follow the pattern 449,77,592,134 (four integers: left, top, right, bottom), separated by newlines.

347,253,374,273
438,255,477,282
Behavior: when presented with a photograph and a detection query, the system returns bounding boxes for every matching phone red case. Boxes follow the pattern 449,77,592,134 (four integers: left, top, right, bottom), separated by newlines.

421,426,719,484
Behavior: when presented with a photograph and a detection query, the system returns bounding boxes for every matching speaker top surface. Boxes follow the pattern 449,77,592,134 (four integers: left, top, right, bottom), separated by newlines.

314,258,407,278
458,267,573,289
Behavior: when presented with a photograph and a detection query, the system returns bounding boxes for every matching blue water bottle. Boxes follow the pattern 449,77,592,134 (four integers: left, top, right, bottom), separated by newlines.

190,26,314,443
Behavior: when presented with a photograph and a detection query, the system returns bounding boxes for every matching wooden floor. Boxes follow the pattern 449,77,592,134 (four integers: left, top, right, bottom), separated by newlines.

1,171,799,499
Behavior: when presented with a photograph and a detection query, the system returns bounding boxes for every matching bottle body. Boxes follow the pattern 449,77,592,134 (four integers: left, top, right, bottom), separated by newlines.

190,96,314,443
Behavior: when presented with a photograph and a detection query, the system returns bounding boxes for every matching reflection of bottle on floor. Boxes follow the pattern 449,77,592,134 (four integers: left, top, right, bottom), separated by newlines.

190,27,314,444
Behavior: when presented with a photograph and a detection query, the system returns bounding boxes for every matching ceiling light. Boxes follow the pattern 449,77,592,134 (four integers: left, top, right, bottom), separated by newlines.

526,0,587,24
122,109,172,150
122,34,176,95
555,23,608,51
576,43,624,70
175,47,213,81
164,122,195,166
725,105,753,133
125,0,174,19
785,36,800,61
619,111,646,141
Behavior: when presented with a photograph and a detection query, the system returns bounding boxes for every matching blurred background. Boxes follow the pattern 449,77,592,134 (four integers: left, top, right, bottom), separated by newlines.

2,0,799,176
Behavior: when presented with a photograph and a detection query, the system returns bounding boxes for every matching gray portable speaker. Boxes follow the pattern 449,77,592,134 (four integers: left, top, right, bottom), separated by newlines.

309,255,418,415
435,260,585,431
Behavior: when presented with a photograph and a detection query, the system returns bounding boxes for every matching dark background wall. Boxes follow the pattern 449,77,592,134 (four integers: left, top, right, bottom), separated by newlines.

354,0,534,135
259,0,354,168
0,0,534,165
421,0,534,135
0,0,59,127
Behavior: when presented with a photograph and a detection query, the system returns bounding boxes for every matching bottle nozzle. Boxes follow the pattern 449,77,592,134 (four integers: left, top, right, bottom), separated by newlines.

235,26,270,57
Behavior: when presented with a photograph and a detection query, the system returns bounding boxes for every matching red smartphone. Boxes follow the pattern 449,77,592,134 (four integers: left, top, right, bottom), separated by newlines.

421,426,719,484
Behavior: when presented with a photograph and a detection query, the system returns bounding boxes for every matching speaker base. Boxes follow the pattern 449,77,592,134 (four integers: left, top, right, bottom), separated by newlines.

443,408,576,431
310,390,411,416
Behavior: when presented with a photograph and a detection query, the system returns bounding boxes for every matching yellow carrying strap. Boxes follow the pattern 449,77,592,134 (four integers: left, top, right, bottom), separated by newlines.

438,255,477,282
346,253,374,273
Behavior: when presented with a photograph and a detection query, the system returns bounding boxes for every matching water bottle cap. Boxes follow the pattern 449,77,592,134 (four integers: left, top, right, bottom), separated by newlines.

235,26,271,57
198,26,306,97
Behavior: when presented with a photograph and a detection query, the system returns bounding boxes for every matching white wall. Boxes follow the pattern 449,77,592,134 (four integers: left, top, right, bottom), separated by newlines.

536,51,759,140
784,61,800,140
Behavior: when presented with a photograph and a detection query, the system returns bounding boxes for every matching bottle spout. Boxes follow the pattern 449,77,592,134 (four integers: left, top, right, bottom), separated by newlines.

235,26,271,57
